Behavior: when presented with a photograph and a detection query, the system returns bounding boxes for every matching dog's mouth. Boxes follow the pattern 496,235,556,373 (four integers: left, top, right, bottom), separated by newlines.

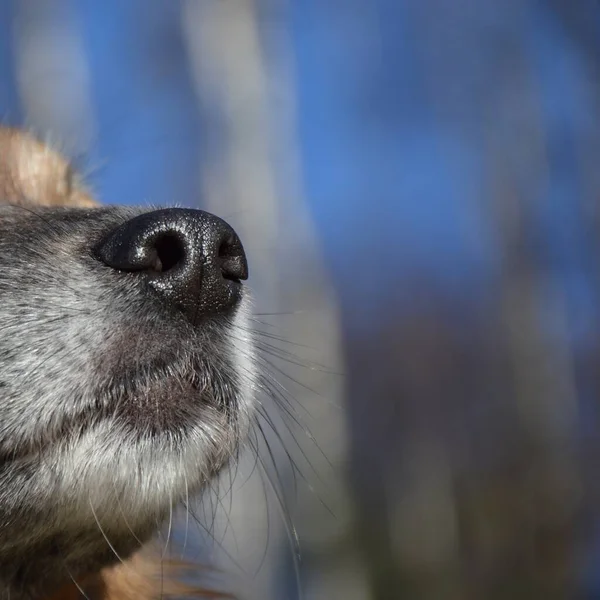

108,372,221,435
1,363,235,465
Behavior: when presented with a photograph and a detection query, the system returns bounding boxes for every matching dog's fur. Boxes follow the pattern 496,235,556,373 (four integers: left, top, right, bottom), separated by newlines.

0,127,256,599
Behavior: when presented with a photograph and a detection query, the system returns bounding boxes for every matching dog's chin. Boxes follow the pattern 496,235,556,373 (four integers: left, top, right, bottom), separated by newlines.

48,372,245,477
0,406,236,597
0,395,243,548
3,397,244,553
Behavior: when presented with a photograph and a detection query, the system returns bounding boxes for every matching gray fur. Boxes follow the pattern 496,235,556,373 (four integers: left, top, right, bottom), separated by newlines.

0,205,256,598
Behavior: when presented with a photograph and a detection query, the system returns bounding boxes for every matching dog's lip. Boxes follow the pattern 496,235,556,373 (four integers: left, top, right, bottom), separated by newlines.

2,372,208,463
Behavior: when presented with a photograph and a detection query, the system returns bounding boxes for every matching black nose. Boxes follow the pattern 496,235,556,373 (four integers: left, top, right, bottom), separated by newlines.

95,208,248,321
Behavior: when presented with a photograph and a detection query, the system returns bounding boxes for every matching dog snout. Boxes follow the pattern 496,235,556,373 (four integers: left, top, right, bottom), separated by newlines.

95,208,248,320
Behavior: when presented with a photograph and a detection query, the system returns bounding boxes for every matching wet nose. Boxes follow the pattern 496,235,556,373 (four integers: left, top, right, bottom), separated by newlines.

95,208,248,321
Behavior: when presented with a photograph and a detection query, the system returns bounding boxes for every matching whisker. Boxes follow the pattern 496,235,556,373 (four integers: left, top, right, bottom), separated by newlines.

249,446,274,579
88,498,125,565
181,468,190,561
259,376,334,479
180,498,248,575
253,431,304,600
64,564,92,600
253,339,338,377
110,477,144,547
254,407,300,499
161,488,174,560
253,311,308,317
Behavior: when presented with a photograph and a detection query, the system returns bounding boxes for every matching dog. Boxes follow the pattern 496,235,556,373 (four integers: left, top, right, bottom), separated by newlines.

0,126,257,599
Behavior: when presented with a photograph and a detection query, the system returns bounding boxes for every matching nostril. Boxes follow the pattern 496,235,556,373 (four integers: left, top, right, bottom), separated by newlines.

153,232,186,273
217,235,237,260
217,236,246,282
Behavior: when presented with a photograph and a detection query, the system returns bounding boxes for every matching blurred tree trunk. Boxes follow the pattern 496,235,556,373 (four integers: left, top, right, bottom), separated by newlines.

338,2,598,598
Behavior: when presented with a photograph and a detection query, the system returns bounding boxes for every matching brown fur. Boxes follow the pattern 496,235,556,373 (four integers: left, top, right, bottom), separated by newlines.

48,553,233,600
0,127,97,208
0,127,229,600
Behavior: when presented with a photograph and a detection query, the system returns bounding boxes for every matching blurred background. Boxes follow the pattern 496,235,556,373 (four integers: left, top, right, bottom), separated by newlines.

1,1,600,598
